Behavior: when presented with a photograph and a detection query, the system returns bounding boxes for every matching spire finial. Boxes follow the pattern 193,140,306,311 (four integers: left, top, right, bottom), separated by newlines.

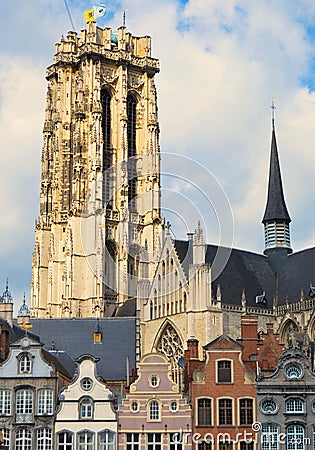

123,8,127,27
271,98,276,129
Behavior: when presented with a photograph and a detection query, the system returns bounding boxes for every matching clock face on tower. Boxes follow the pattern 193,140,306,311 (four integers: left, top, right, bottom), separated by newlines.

285,363,303,379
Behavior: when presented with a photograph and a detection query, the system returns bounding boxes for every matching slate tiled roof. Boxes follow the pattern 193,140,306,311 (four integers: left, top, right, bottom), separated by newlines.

174,240,315,307
29,318,136,381
262,126,291,223
115,298,136,317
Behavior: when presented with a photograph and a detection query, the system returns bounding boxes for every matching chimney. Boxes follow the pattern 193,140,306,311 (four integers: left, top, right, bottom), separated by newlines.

266,323,274,334
0,323,10,360
187,338,199,359
241,315,258,339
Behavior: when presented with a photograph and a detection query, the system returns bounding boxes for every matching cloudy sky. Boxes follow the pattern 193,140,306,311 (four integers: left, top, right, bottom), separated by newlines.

1,0,315,308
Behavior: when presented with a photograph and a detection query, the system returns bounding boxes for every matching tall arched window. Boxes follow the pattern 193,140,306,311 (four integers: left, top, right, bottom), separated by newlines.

156,323,184,384
261,423,278,450
286,425,304,450
37,428,52,450
19,354,32,374
99,430,115,450
57,431,73,450
101,89,112,207
78,431,94,450
79,397,93,419
15,428,32,450
127,94,137,211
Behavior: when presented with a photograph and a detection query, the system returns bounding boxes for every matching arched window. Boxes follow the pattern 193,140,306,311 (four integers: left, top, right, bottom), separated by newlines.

156,323,184,384
37,428,52,450
19,354,32,374
101,89,112,207
79,397,93,419
286,425,304,450
78,431,94,450
99,430,116,450
285,398,304,413
183,292,187,310
149,400,160,421
150,300,154,320
0,429,9,448
127,94,137,211
15,428,32,450
261,423,279,450
57,431,73,450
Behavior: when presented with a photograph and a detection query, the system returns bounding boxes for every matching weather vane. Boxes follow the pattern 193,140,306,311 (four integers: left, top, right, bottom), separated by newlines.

271,98,276,125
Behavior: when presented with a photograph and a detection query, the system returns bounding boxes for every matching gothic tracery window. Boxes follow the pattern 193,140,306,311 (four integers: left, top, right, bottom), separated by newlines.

156,324,184,384
127,94,137,212
101,88,112,207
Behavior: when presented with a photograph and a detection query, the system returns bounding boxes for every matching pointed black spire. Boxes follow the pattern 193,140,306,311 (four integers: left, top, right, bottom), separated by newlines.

262,101,291,252
262,122,291,224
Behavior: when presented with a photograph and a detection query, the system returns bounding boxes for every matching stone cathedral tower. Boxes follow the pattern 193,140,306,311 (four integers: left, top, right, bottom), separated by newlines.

31,23,162,318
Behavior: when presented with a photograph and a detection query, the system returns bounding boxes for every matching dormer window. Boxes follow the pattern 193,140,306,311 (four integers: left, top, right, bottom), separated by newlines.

18,353,32,374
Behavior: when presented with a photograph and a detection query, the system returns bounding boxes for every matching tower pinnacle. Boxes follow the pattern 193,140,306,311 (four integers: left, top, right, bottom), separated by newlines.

262,102,291,253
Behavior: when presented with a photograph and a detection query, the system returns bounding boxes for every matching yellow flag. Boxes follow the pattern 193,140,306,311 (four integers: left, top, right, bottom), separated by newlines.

85,9,96,23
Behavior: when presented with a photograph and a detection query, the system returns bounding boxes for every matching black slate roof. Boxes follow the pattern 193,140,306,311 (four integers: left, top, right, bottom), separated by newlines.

115,298,136,317
28,318,136,381
262,125,291,223
174,240,315,307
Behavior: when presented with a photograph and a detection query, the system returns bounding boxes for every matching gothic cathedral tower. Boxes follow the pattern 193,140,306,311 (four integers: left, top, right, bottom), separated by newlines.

31,23,162,318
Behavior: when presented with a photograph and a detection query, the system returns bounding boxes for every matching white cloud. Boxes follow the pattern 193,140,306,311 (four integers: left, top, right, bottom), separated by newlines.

1,0,315,305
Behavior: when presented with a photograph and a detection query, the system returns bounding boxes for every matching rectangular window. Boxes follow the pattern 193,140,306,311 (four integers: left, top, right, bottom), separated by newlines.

147,433,162,450
16,389,33,414
38,389,53,415
170,433,182,450
198,442,212,450
240,442,253,450
198,398,212,426
219,399,233,425
0,390,11,415
126,433,139,450
217,361,232,383
239,399,253,426
219,443,233,450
